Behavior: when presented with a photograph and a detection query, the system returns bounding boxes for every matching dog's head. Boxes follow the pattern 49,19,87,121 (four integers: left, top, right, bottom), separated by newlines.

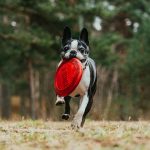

61,27,89,62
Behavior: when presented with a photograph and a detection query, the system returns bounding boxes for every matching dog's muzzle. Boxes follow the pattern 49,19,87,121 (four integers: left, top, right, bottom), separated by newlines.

61,50,86,61
70,50,77,58
61,50,77,59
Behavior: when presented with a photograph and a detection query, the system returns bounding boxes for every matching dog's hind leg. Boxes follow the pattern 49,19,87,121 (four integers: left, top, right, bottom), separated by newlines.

55,95,65,106
62,96,71,120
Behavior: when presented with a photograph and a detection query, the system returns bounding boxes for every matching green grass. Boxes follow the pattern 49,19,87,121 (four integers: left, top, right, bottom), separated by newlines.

0,120,150,150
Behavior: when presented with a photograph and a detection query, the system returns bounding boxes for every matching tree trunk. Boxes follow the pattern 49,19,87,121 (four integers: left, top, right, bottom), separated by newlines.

103,69,118,120
0,83,2,118
34,70,40,118
28,60,40,119
1,83,11,119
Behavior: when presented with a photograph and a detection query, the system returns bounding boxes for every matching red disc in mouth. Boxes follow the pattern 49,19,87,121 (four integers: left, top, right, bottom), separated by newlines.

54,58,83,97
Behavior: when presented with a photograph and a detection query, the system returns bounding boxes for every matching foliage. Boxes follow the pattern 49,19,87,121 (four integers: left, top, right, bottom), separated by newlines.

0,0,150,119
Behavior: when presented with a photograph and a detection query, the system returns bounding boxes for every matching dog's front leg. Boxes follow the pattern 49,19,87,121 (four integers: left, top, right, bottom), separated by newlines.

71,92,89,130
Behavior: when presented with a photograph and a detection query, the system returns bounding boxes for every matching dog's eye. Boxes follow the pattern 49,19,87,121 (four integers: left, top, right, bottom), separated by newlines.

64,46,69,51
85,51,88,54
79,48,85,53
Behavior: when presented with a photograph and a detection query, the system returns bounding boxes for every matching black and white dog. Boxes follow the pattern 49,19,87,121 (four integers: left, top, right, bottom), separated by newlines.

55,27,97,129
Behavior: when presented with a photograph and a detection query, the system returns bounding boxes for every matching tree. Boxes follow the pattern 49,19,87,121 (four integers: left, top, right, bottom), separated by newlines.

0,0,150,120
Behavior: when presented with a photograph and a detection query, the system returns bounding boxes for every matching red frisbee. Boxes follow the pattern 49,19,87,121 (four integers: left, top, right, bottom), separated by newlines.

54,58,83,97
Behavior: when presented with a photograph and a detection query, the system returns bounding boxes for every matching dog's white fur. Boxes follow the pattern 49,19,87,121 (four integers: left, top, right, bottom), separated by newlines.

71,40,78,50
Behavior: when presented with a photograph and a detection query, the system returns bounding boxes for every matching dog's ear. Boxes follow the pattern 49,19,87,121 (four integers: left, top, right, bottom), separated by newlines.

62,26,71,46
79,28,89,46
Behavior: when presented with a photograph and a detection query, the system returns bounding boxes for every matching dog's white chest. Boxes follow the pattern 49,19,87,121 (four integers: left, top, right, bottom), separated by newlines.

70,66,90,97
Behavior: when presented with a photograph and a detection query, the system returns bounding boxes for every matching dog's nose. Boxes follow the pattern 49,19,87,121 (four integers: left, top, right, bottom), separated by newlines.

70,50,77,58
70,50,77,55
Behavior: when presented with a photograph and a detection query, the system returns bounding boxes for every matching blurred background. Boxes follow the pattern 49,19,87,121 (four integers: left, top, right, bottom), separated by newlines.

0,0,149,121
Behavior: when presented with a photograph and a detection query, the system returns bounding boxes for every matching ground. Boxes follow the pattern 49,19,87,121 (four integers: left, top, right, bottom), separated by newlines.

0,120,150,150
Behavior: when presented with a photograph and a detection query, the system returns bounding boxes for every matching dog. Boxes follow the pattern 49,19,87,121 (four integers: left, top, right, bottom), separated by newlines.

55,27,97,129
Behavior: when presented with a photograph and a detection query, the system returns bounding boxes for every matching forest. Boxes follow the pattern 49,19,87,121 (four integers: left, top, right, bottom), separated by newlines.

0,0,150,121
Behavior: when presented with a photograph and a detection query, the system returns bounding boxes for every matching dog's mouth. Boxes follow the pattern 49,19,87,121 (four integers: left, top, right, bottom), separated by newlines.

61,50,85,61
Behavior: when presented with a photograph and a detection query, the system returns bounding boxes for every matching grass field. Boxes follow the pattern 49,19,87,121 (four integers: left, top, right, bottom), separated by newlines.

0,120,150,150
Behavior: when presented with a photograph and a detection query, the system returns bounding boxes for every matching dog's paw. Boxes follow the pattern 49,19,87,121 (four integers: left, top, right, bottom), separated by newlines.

71,122,80,131
71,116,82,131
62,114,70,120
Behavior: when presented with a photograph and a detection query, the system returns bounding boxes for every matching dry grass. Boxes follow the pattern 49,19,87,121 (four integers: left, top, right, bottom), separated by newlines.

0,120,150,150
